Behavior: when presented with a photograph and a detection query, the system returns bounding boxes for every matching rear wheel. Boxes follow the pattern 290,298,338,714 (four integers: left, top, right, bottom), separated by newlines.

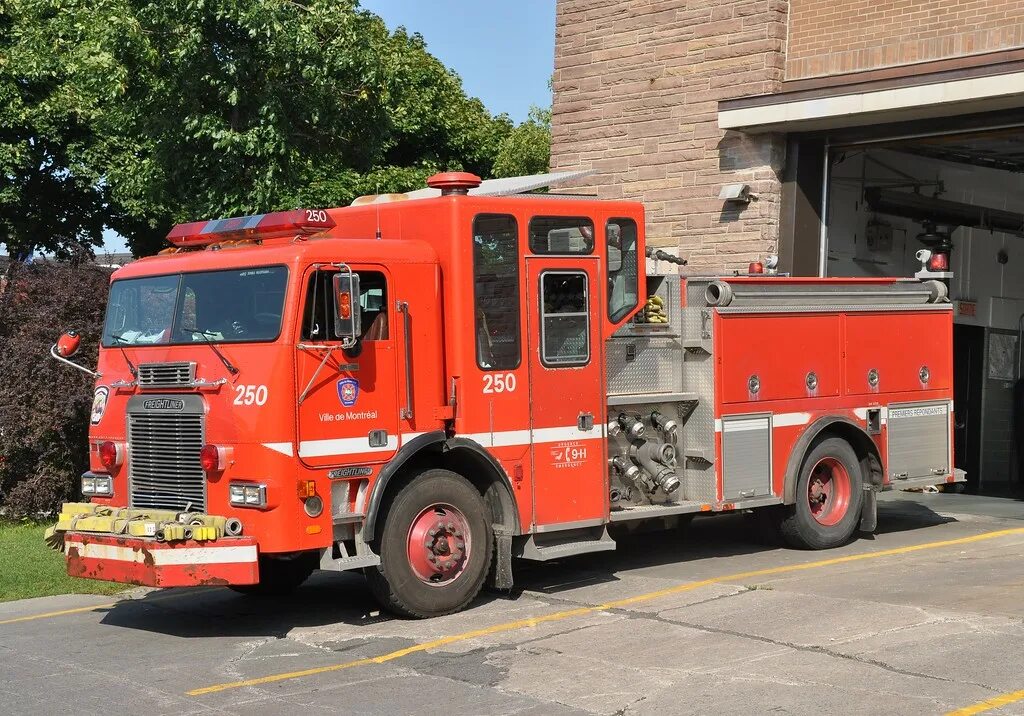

366,469,492,618
778,437,864,550
230,553,316,596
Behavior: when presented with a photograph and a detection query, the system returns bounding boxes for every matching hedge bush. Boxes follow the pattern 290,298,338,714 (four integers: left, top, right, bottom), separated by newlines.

0,261,111,516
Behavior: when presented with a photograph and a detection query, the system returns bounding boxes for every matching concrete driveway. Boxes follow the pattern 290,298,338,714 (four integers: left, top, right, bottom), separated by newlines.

3,493,1024,715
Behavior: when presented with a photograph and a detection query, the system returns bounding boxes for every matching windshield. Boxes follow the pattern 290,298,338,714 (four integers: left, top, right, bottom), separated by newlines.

102,266,288,346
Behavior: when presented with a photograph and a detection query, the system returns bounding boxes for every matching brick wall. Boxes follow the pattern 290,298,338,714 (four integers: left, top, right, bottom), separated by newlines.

787,0,1024,80
550,0,788,272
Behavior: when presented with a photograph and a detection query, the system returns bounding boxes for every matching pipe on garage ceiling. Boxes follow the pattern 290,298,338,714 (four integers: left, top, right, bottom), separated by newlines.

864,187,1024,237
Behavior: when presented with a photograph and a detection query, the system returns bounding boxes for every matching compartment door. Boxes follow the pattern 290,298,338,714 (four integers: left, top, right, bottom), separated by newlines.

525,256,607,527
887,402,951,482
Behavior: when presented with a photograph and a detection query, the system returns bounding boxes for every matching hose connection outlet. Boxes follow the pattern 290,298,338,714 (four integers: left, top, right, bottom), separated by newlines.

650,411,679,442
618,414,646,440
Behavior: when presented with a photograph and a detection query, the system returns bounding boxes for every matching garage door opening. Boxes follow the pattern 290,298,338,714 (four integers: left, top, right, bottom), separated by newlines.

822,128,1024,493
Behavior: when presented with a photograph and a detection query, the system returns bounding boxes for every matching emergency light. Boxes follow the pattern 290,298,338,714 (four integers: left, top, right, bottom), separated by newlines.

166,209,335,247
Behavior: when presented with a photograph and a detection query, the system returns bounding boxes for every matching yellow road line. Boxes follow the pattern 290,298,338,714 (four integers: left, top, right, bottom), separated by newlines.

947,689,1024,715
187,526,1024,697
0,602,119,625
0,586,211,626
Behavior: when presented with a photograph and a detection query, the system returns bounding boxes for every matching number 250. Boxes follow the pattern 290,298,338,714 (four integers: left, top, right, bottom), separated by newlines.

483,373,517,394
234,384,268,406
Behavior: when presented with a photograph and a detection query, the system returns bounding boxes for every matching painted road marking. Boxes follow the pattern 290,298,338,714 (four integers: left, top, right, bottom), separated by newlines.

0,602,119,625
0,587,209,626
947,689,1024,716
187,526,1024,697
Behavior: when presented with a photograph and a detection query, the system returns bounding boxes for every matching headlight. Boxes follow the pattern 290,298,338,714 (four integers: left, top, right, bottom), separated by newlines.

303,494,323,518
229,482,267,508
81,473,112,497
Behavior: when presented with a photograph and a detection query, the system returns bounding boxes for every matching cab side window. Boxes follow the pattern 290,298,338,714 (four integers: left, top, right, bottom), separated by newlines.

607,218,639,322
301,270,388,341
529,216,594,255
473,214,521,369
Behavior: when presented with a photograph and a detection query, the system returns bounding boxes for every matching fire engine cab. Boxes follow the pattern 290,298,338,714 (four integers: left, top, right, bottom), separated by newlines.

49,172,960,617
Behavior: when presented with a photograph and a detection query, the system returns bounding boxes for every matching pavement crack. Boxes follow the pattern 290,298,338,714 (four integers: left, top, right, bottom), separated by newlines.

618,606,1005,693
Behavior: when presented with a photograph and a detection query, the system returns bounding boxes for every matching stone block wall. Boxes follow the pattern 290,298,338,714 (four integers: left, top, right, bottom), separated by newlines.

787,0,1024,80
550,0,789,272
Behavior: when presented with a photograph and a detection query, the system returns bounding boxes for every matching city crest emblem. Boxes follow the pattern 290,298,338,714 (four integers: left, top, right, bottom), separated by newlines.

337,378,359,407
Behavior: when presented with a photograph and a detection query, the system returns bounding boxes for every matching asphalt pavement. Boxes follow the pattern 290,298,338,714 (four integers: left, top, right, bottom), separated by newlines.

3,492,1024,715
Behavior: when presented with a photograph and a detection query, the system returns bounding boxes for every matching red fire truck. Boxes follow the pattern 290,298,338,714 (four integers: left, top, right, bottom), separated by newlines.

49,172,959,617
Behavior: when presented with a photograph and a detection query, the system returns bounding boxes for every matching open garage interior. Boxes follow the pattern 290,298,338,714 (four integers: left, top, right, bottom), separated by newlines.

822,128,1024,493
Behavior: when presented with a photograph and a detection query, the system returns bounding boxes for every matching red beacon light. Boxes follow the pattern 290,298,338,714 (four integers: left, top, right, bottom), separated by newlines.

165,209,335,248
426,171,481,196
928,252,950,272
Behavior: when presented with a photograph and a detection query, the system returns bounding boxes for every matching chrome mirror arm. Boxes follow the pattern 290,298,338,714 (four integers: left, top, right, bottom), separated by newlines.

49,345,101,378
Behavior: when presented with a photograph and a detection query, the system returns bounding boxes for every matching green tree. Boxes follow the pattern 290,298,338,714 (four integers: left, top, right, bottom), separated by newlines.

493,106,551,179
1,0,516,258
0,0,126,259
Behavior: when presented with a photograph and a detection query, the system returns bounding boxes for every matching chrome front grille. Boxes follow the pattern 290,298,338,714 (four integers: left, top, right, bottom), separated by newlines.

138,362,196,389
128,410,206,512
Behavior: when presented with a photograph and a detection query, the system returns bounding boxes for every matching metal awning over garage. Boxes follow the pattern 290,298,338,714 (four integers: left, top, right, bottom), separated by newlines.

719,58,1024,134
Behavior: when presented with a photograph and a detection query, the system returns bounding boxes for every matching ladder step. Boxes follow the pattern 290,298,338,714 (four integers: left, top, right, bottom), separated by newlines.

515,527,617,562
319,551,381,572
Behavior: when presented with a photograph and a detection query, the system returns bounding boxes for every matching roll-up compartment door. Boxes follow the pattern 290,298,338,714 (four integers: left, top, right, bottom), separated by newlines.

887,402,950,482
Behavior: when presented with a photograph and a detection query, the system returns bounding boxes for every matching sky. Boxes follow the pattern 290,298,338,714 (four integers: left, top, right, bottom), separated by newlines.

102,1,556,254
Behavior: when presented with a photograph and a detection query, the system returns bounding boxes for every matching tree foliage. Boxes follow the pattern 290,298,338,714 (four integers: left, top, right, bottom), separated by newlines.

0,261,112,516
0,0,552,258
493,106,551,179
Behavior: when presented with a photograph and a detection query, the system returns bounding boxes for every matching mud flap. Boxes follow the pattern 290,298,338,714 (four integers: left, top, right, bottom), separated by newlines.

859,485,878,533
489,529,514,590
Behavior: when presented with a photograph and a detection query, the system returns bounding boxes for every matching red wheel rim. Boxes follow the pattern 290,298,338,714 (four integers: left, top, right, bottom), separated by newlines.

406,503,472,586
806,457,852,527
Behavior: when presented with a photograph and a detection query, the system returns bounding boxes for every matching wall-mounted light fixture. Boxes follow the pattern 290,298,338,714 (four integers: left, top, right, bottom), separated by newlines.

719,183,755,204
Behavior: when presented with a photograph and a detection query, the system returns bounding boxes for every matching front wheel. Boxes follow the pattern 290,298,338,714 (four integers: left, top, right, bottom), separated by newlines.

366,469,493,618
778,437,864,550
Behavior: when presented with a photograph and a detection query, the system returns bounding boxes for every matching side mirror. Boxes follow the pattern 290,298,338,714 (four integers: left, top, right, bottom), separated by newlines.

56,330,82,358
50,330,100,377
332,272,361,347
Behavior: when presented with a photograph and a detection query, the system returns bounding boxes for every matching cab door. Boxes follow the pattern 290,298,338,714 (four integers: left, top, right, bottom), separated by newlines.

525,256,607,527
295,266,400,467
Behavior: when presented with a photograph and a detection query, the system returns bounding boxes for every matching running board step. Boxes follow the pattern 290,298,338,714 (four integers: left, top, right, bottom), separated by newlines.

514,526,616,562
320,553,381,572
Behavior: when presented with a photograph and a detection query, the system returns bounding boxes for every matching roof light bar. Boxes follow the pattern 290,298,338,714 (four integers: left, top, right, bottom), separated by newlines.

166,209,335,247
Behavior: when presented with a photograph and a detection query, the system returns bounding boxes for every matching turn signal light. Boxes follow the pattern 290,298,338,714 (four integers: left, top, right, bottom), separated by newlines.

298,480,317,499
200,444,225,472
337,290,352,320
98,441,123,469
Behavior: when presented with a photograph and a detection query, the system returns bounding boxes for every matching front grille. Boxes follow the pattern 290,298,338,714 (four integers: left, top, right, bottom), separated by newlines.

138,362,196,389
128,412,206,511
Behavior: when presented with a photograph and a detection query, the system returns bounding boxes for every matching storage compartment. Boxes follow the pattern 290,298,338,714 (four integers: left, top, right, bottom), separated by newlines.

844,312,952,395
718,314,842,404
721,414,773,501
887,401,951,482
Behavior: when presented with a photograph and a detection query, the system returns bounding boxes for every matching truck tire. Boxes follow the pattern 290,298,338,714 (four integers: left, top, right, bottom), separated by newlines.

230,553,316,597
778,437,864,550
365,469,493,618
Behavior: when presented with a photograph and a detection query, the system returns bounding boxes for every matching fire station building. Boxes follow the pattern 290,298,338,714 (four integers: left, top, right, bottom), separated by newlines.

551,0,1024,492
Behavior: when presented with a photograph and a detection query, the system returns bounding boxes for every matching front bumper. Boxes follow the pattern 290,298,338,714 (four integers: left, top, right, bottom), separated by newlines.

65,532,259,587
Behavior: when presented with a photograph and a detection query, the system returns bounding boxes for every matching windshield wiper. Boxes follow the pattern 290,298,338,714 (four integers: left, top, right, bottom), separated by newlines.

108,333,139,379
186,328,240,376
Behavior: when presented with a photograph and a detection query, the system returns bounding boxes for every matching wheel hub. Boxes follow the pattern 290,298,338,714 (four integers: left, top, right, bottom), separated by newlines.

806,456,852,527
407,505,471,585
